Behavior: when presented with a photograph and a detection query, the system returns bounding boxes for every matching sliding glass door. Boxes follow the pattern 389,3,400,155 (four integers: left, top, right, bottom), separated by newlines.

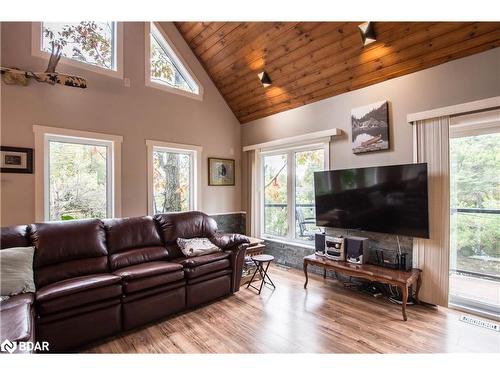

449,122,500,318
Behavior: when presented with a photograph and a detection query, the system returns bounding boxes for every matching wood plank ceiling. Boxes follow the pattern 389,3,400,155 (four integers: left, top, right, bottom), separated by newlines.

175,22,500,124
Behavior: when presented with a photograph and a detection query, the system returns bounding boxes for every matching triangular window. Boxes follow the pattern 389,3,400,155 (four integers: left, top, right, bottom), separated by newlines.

148,23,200,96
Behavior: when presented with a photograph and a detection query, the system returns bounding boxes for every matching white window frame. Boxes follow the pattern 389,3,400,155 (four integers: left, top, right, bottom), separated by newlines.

146,140,203,215
31,22,124,79
144,22,204,100
33,125,123,222
259,140,330,246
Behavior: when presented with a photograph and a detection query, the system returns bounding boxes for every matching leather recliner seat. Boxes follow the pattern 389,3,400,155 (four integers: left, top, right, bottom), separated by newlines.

0,211,249,353
103,216,186,330
31,219,122,352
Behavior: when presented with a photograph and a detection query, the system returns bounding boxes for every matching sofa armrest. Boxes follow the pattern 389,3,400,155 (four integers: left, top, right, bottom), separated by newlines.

209,233,249,250
210,234,250,293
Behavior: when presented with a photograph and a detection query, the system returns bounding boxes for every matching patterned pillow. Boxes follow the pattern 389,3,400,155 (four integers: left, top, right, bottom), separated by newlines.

0,246,36,296
176,238,221,258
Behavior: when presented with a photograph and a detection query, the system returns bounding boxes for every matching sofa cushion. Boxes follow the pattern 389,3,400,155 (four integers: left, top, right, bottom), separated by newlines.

184,259,230,279
103,216,163,254
173,251,230,268
36,274,121,302
37,284,121,316
0,302,32,342
0,293,35,346
109,246,169,270
112,261,182,280
123,271,185,294
31,219,109,288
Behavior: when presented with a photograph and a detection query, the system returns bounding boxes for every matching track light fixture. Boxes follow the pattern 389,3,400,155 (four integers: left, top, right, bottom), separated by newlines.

258,71,272,87
358,22,376,46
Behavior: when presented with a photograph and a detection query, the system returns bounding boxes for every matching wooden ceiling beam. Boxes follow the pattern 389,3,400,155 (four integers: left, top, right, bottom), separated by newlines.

214,22,347,90
239,29,500,123
201,23,278,67
192,23,241,56
205,22,302,79
231,22,466,113
177,22,211,43
188,22,228,53
174,22,500,123
236,22,491,117
226,22,434,108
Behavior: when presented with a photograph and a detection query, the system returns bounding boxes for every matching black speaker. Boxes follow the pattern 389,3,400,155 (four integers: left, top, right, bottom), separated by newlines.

314,233,325,254
345,236,369,264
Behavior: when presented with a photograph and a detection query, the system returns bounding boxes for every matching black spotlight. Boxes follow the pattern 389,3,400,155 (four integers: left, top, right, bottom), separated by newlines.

258,71,272,87
358,22,376,46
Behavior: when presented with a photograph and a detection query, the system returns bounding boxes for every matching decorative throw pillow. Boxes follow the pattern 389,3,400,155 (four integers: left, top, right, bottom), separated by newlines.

0,246,36,296
176,238,221,258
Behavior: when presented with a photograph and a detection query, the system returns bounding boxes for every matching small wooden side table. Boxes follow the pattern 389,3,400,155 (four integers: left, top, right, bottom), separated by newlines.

303,254,421,321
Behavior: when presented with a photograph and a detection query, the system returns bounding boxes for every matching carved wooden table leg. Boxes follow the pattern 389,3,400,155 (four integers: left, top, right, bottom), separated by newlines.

414,274,422,304
303,260,309,289
401,285,408,321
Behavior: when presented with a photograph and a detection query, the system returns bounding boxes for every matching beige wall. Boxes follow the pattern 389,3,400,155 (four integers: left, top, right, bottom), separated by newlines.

241,48,500,212
0,22,242,226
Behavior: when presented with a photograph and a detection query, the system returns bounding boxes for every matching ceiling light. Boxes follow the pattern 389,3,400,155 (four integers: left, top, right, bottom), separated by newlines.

358,22,376,46
258,71,272,87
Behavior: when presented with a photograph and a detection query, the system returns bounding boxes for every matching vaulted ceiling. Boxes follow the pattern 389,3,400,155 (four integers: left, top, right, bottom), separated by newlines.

175,22,500,124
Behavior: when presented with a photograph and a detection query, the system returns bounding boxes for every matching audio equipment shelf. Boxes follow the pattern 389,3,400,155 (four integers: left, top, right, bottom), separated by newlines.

303,254,422,321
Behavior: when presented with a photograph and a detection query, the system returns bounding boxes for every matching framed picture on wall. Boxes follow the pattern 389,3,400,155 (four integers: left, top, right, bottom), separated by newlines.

208,158,235,186
1,146,33,173
351,100,390,154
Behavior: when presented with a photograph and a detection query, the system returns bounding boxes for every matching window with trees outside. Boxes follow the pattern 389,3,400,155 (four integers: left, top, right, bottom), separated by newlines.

40,22,119,72
262,144,328,243
147,22,201,97
46,136,113,221
147,141,201,215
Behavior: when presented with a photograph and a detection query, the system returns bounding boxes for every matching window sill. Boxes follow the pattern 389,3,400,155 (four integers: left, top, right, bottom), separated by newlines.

261,236,316,250
145,80,203,101
32,50,124,80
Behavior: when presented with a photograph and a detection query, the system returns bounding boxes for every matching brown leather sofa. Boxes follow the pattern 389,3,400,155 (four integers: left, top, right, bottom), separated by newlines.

0,211,249,353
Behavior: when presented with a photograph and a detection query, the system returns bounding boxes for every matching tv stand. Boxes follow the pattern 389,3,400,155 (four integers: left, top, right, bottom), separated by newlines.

303,254,422,321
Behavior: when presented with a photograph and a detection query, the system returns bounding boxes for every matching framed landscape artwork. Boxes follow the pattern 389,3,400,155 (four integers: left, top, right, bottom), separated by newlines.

208,158,235,186
351,100,390,154
0,146,33,173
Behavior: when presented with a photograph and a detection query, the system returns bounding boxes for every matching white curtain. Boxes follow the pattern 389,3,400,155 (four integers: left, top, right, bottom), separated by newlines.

412,116,450,307
243,149,261,237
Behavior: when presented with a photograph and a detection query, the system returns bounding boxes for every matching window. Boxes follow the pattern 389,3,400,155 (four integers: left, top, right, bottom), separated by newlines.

33,126,122,221
261,143,328,243
147,140,202,214
449,110,500,318
32,22,123,78
145,22,203,99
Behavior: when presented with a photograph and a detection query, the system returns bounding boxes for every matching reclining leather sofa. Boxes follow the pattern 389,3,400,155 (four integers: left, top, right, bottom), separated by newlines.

0,211,249,353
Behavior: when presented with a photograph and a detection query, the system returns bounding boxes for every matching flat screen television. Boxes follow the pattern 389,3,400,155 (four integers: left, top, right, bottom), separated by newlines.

314,163,429,238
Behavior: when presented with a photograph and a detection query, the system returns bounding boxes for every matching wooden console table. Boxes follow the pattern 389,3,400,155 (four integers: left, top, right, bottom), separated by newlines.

303,254,421,321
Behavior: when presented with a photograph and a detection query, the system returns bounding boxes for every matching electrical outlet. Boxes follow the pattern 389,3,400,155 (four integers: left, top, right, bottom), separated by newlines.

124,78,131,87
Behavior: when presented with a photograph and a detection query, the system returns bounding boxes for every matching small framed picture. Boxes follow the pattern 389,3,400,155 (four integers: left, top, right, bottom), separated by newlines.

208,158,235,186
1,146,33,174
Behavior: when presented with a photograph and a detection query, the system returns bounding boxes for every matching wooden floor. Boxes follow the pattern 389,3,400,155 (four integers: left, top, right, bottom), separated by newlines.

85,265,500,353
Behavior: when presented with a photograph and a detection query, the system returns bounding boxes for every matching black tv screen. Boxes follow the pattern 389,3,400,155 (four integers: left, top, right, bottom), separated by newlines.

314,163,429,238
